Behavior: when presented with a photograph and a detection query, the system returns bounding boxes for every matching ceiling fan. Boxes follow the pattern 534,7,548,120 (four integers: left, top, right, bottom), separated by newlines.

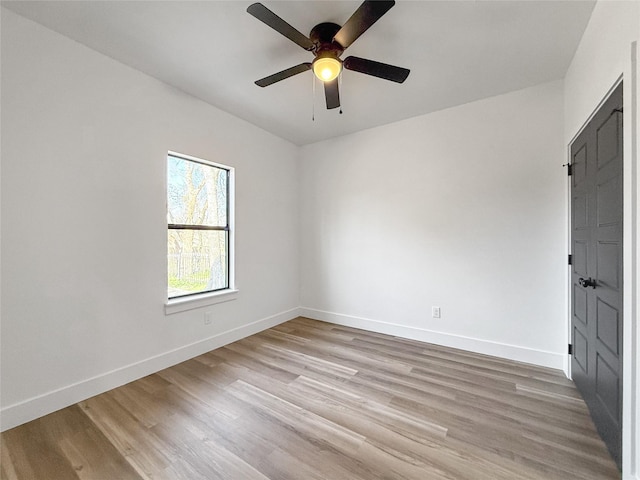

247,0,410,110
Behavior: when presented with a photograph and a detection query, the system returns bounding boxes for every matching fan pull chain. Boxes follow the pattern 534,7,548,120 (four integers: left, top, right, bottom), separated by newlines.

339,71,343,114
311,73,316,121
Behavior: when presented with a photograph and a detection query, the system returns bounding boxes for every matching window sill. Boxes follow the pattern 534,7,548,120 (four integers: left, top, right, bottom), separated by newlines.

165,289,239,315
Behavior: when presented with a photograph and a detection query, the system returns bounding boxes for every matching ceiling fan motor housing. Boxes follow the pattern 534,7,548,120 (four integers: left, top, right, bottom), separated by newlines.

309,22,344,58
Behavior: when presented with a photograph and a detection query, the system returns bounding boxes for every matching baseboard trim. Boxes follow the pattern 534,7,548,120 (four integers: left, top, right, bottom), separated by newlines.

1,307,300,432
300,307,564,370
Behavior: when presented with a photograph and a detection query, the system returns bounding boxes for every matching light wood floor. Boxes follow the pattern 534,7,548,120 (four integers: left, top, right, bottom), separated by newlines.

1,317,620,479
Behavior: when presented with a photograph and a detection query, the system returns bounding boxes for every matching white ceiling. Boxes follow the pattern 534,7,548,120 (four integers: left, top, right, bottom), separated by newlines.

3,0,595,146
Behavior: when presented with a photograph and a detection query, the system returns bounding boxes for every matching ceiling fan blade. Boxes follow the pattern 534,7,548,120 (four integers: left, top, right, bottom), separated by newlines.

247,3,315,51
324,79,340,110
333,0,395,49
344,56,410,83
255,63,311,87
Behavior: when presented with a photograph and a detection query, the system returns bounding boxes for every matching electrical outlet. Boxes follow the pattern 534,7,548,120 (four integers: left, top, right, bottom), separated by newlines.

204,311,213,325
432,306,441,319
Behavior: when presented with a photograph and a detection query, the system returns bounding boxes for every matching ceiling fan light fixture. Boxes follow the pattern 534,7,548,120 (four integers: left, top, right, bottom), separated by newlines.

313,55,342,82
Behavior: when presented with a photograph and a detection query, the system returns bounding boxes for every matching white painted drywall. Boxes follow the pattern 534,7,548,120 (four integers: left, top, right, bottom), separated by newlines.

0,9,300,430
299,80,566,369
563,1,640,478
564,0,639,143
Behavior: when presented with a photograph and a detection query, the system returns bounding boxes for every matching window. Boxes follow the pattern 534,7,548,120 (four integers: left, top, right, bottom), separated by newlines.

167,152,232,300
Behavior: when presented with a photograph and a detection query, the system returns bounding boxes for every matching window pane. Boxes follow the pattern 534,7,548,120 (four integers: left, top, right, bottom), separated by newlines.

168,229,228,298
167,155,228,227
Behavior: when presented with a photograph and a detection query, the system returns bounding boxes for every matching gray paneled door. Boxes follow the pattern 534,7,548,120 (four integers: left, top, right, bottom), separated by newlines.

570,82,623,469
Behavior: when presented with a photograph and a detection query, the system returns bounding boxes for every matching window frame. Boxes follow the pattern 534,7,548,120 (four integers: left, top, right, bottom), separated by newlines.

165,151,236,313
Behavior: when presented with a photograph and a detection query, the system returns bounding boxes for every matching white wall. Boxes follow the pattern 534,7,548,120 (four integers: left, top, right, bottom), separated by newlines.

0,9,300,430
564,2,640,478
300,80,567,369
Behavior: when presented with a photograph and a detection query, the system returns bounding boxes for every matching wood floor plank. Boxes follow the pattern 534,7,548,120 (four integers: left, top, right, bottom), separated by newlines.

0,440,19,480
1,318,620,479
2,406,143,480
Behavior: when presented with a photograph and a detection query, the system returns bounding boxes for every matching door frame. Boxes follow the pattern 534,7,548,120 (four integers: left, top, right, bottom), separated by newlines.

566,69,638,477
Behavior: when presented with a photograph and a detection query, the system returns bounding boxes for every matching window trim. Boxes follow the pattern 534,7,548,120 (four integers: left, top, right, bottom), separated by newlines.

165,288,239,315
166,151,235,311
